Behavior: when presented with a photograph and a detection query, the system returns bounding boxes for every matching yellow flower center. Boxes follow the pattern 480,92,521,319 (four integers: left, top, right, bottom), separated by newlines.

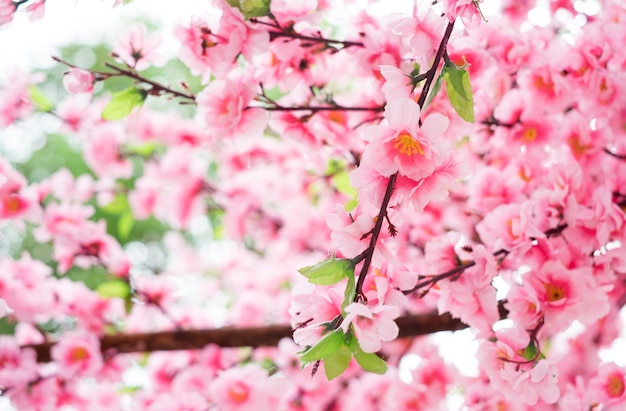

568,134,591,158
393,131,424,156
328,110,347,125
522,127,538,142
3,196,21,215
544,283,566,302
70,347,89,363
607,373,625,398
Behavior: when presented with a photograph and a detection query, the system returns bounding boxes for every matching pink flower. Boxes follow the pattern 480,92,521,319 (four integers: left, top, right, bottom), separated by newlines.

513,360,560,405
588,363,626,406
113,22,164,71
63,68,95,94
0,0,16,27
24,0,45,21
388,1,447,66
51,331,103,378
174,1,268,80
0,71,34,127
361,98,449,181
196,73,267,140
210,364,284,411
341,302,399,353
442,0,484,28
526,260,609,331
0,337,39,390
84,124,133,179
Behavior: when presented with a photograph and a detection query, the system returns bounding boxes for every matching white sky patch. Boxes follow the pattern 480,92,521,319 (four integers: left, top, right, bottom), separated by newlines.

0,0,207,82
432,329,480,377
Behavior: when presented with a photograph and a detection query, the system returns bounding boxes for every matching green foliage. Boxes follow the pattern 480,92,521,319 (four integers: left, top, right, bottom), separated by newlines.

18,133,93,182
332,170,358,211
350,337,388,374
0,317,16,336
425,71,444,111
300,329,345,362
96,279,131,300
64,266,114,290
341,272,356,312
300,328,389,380
28,85,54,112
227,0,271,19
102,86,147,120
323,343,352,379
298,257,354,286
443,62,474,123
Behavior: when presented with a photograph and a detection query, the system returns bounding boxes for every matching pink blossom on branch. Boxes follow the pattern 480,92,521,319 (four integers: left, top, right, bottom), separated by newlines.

340,302,400,353
113,22,164,71
51,330,103,379
195,72,267,140
62,68,95,95
360,97,449,181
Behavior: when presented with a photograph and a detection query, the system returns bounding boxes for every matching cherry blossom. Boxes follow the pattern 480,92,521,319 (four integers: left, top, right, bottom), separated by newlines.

0,0,625,409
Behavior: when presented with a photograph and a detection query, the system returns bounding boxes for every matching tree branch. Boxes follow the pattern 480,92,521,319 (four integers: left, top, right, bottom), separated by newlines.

26,310,468,363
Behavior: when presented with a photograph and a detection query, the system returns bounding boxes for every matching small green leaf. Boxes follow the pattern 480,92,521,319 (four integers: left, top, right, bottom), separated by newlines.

349,338,388,374
332,170,358,211
124,141,159,158
102,87,146,120
520,340,538,361
118,211,134,240
443,63,474,123
323,343,352,380
28,85,54,112
298,258,354,286
341,273,356,312
424,71,444,111
353,349,388,374
96,279,131,300
101,194,130,214
238,0,271,18
300,330,344,362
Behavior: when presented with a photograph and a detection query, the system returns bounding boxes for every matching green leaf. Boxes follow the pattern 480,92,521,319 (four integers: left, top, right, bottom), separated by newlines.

424,71,444,111
349,338,388,374
341,273,356,312
124,141,159,158
353,349,388,374
96,279,131,300
237,0,271,19
323,343,352,380
118,211,134,240
520,340,538,361
101,194,130,214
298,258,354,286
300,330,344,362
443,63,474,123
102,87,146,120
332,170,358,212
28,85,54,112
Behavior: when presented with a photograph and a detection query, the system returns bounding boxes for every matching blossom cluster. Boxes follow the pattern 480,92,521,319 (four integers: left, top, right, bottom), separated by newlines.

0,0,625,409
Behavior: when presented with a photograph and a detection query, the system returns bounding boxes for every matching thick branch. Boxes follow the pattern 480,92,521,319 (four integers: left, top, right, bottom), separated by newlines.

27,310,468,363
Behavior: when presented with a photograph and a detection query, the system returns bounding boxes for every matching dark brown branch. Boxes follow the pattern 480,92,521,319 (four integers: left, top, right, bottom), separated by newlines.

103,63,196,102
257,105,384,113
26,311,471,363
52,56,196,102
603,147,626,160
353,21,456,300
250,18,364,49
